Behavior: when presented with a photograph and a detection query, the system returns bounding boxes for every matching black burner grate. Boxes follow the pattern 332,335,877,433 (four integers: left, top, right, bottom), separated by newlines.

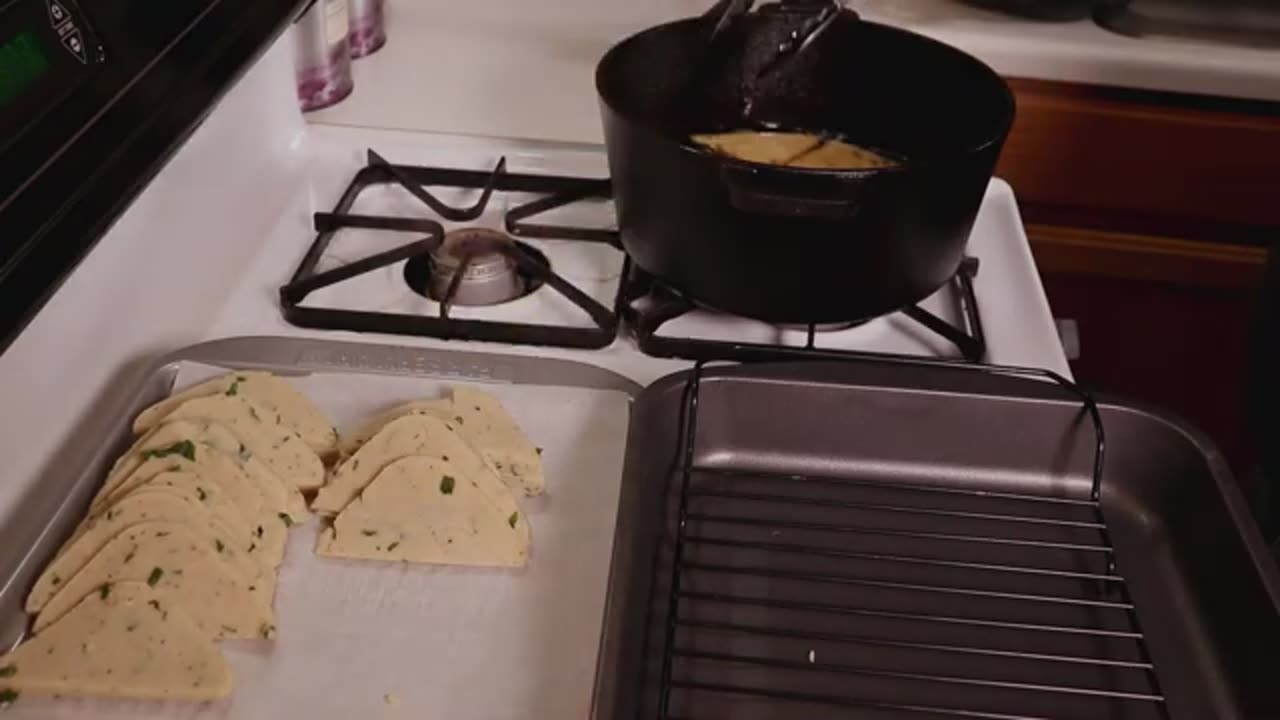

623,257,988,364
279,150,624,349
284,150,992,360
654,363,1168,720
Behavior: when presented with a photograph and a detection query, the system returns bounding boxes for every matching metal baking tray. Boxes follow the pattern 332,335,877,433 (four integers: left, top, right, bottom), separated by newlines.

596,361,1280,720
5,338,1278,718
0,336,640,716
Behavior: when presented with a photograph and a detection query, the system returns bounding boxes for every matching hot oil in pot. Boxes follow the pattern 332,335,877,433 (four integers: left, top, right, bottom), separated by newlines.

691,130,898,169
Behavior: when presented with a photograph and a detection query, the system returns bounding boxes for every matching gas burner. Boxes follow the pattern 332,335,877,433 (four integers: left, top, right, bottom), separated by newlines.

403,228,548,306
279,149,623,349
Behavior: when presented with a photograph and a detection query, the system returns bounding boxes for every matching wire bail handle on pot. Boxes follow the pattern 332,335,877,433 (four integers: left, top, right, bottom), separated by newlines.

704,0,852,80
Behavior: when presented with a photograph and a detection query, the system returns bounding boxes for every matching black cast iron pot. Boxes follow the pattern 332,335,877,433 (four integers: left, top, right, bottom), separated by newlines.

596,5,1015,323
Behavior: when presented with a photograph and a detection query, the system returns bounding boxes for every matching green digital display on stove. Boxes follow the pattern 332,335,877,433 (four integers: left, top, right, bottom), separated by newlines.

0,31,52,107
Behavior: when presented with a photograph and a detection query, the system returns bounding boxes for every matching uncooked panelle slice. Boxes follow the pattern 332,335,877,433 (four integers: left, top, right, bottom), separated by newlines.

93,467,277,564
28,480,272,613
104,466,288,571
102,419,308,521
93,431,293,566
35,520,274,640
336,398,452,458
449,386,545,497
312,414,501,515
318,456,529,567
88,471,264,565
134,371,338,458
149,395,324,491
0,582,231,701
95,458,289,574
338,388,544,497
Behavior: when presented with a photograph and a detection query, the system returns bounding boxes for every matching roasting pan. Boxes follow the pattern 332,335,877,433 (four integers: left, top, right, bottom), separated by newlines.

594,361,1280,720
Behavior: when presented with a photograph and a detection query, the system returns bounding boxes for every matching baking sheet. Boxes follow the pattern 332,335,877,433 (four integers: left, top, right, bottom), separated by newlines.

5,362,632,719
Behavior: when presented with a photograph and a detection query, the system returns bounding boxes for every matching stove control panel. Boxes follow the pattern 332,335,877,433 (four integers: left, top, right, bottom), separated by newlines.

0,0,219,213
0,0,305,355
0,0,105,153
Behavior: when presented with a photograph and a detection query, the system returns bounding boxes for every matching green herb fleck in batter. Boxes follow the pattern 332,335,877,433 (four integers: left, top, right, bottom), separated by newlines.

362,530,377,537
387,541,400,552
147,567,164,587
98,583,111,600
141,440,196,462
440,475,456,495
508,512,519,529
278,513,293,527
215,539,225,553
0,688,18,704
0,665,15,678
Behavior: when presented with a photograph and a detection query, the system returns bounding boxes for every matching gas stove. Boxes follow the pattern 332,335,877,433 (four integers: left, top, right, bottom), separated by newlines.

3,15,1276,720
214,125,1069,385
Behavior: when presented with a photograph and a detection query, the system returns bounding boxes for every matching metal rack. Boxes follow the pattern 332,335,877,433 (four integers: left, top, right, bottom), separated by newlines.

656,362,1168,720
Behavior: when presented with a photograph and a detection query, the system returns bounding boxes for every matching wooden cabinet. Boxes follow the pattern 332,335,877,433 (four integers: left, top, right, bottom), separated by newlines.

1024,224,1267,289
999,78,1276,289
994,78,1279,475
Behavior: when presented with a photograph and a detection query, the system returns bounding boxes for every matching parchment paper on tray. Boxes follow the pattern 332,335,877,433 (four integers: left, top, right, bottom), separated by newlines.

5,362,632,720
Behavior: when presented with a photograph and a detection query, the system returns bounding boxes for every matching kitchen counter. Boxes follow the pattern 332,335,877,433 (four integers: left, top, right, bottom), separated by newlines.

307,0,1280,144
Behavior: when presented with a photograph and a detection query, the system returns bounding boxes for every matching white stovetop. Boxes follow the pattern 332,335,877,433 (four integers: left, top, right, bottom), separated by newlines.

306,0,1280,145
210,121,1067,384
0,27,1068,534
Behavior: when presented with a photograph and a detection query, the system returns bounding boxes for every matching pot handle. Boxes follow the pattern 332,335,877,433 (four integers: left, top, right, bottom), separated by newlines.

719,166,864,220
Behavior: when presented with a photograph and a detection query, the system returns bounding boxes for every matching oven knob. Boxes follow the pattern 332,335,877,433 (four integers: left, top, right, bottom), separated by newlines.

60,28,87,63
48,0,70,28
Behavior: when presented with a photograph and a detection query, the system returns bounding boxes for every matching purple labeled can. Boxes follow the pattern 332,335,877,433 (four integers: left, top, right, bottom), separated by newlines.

349,0,386,58
293,0,354,112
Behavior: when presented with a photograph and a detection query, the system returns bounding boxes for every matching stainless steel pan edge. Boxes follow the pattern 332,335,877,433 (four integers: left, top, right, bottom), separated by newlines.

1102,400,1280,606
0,336,641,656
